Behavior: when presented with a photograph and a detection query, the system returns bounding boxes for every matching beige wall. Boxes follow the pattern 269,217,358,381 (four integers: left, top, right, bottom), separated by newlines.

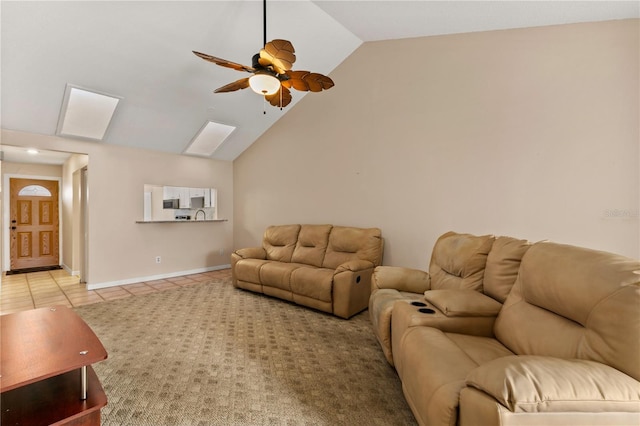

1,130,234,287
233,19,639,268
2,162,62,178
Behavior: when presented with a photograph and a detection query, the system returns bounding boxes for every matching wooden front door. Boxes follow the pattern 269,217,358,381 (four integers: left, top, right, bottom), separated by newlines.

9,178,60,271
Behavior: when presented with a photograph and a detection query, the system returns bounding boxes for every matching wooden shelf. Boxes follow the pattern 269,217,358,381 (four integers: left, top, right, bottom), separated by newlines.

1,367,106,426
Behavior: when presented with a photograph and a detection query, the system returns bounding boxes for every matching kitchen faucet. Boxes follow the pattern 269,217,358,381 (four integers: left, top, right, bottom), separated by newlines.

195,209,206,221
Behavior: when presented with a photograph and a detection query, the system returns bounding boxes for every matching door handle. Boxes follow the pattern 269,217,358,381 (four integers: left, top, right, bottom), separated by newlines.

11,226,16,230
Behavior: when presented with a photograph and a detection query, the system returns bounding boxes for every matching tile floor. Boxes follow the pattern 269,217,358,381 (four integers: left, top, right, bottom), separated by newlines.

0,268,232,315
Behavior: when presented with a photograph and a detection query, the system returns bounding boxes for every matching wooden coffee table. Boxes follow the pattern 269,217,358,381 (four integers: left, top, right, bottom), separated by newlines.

1,305,108,425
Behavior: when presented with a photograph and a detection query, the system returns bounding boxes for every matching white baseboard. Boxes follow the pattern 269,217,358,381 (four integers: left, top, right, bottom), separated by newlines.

61,263,80,276
87,264,231,291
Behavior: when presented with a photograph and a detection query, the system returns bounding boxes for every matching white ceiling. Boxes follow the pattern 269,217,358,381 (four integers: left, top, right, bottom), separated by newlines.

2,1,638,164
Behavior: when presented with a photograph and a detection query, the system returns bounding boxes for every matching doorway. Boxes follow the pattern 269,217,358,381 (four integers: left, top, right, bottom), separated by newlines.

9,178,60,271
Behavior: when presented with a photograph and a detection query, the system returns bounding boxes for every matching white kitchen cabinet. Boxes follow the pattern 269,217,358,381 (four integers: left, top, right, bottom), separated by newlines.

145,184,218,221
178,187,190,208
163,186,191,208
190,188,215,208
162,186,179,201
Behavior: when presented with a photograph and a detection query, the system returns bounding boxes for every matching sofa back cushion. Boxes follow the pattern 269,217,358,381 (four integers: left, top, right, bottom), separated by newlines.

429,232,495,291
322,226,383,269
263,224,301,262
483,236,531,303
291,224,333,267
494,242,640,381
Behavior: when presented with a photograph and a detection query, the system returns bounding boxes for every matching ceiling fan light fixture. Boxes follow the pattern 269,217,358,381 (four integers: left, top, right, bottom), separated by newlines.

249,73,280,95
193,0,332,110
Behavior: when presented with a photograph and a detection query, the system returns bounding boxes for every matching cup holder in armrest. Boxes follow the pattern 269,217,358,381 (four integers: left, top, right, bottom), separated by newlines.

410,301,435,313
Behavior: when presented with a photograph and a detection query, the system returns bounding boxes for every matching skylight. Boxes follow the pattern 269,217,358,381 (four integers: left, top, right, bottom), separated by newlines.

56,85,121,141
184,121,236,157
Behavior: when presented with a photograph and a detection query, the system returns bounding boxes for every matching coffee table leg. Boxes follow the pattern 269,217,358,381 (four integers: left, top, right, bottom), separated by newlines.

81,366,87,400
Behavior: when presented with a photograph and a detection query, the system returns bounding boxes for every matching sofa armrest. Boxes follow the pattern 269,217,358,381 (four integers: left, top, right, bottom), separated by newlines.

372,266,431,294
332,260,376,319
335,259,375,274
424,290,502,317
459,387,640,426
234,247,266,260
231,247,267,288
465,355,640,413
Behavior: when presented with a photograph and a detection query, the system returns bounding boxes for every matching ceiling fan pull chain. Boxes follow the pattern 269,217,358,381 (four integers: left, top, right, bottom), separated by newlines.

263,96,267,115
279,88,283,110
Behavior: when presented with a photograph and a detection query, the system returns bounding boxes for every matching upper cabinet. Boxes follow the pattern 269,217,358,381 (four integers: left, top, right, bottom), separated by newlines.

162,186,216,209
162,186,183,207
144,184,218,222
188,187,214,208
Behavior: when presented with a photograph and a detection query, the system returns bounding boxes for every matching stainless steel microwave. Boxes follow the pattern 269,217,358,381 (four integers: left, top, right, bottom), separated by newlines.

163,199,179,209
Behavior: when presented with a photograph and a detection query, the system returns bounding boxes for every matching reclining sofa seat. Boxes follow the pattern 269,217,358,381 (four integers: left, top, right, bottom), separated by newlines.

232,224,383,319
370,231,531,366
396,242,640,426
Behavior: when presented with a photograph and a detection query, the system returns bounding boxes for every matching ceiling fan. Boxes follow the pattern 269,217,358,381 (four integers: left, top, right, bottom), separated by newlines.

193,0,334,110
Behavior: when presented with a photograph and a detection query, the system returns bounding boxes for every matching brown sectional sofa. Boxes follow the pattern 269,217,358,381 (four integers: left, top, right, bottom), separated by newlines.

231,224,383,319
369,231,640,425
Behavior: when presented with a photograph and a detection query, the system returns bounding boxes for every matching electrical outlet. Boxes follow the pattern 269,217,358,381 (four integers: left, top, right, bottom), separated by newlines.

155,256,161,264
219,248,224,256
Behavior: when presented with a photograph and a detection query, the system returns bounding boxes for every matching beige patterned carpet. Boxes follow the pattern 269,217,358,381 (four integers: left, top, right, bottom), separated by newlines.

75,277,417,425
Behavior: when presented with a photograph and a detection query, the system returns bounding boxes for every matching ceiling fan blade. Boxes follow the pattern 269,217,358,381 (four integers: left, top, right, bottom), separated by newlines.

214,78,250,93
258,39,296,74
193,51,255,73
265,86,292,108
282,71,334,92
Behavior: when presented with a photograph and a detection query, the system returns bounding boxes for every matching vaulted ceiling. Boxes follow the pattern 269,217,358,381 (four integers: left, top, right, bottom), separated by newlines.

2,1,637,163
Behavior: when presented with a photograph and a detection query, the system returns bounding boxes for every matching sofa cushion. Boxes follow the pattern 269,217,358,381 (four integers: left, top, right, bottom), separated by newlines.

322,226,383,270
291,224,332,267
263,224,301,262
483,236,531,303
465,355,640,413
235,258,270,283
429,231,495,292
259,262,304,292
290,266,334,302
495,242,640,381
424,289,502,317
398,327,513,426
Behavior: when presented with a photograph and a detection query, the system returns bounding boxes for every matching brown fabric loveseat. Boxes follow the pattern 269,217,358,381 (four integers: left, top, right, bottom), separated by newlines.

231,224,383,319
369,232,640,425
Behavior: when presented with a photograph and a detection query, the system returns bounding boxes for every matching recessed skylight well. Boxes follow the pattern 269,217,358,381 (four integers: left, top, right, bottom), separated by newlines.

56,84,121,141
184,121,236,157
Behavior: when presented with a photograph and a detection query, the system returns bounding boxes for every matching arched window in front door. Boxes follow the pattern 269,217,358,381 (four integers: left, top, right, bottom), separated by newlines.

18,185,52,197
